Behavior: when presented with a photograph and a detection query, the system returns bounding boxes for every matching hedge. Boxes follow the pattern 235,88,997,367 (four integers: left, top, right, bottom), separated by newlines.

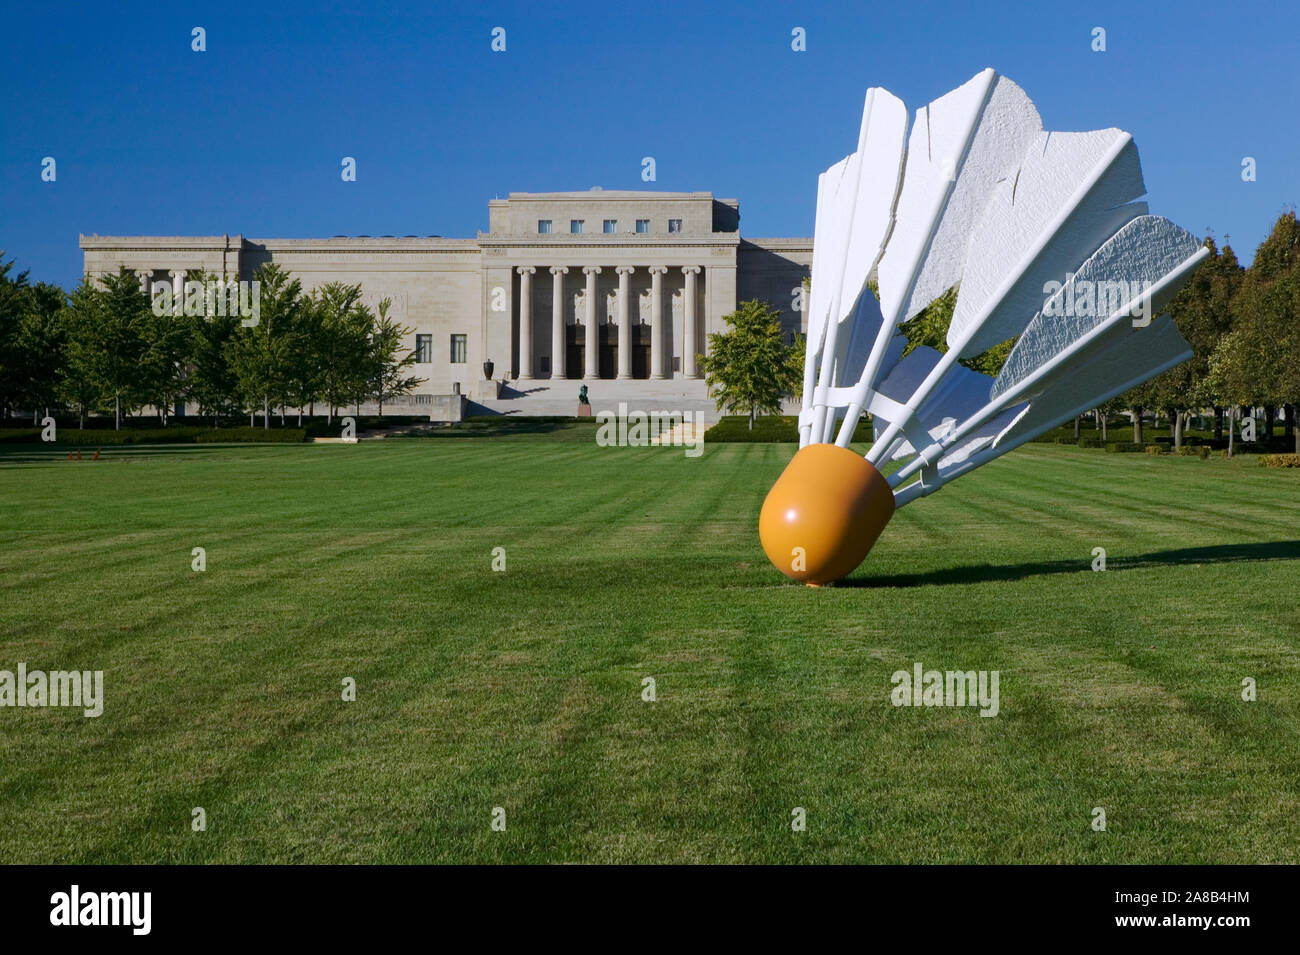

1104,442,1146,453
703,416,799,443
461,415,574,425
1,427,307,446
195,428,306,443
1259,454,1300,468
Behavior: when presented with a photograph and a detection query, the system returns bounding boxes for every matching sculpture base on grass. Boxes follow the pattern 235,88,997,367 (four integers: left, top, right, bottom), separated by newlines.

577,403,592,418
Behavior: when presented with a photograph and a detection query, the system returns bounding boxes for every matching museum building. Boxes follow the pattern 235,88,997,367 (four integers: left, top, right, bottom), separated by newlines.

79,189,812,415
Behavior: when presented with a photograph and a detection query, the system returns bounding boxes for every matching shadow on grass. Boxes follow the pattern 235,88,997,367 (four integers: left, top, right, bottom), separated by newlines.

0,444,245,466
846,540,1300,588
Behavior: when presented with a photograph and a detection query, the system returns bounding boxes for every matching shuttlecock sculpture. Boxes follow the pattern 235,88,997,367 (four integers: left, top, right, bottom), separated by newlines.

760,69,1209,585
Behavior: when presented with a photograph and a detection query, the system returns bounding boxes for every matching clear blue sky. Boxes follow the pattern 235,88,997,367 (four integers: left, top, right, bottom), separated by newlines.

2,0,1295,289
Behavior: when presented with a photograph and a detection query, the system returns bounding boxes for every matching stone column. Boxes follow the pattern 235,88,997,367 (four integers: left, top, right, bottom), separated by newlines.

549,266,568,380
616,266,634,379
516,266,535,379
648,266,667,379
136,270,151,296
682,266,701,378
583,266,601,379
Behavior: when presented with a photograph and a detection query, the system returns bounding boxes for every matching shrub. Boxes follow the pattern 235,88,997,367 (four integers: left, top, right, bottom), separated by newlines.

1104,442,1145,453
461,415,574,425
703,415,799,443
14,427,310,446
1145,445,1164,455
1176,446,1199,456
1198,446,1212,459
0,428,41,443
55,428,205,446
1259,454,1300,468
1077,436,1104,449
195,428,306,443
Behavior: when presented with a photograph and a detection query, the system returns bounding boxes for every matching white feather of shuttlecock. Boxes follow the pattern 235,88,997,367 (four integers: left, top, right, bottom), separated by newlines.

797,68,1209,508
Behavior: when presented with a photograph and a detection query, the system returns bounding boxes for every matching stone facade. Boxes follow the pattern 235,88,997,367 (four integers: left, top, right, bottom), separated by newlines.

79,189,811,413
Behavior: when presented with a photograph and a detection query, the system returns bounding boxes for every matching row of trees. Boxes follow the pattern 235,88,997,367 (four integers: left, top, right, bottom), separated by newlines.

1130,212,1300,452
705,212,1300,450
0,262,424,429
892,212,1300,452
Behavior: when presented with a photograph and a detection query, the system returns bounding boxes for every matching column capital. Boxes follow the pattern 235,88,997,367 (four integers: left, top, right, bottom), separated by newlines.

681,265,702,276
647,265,669,276
582,265,602,276
516,265,536,276
615,265,636,276
549,265,569,275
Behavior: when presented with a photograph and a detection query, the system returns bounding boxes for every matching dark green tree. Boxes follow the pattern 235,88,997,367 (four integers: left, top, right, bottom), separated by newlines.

700,299,801,430
63,269,151,429
311,282,373,421
227,264,301,428
368,298,424,415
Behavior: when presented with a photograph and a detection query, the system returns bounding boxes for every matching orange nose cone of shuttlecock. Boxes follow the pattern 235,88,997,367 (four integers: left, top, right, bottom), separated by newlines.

759,443,895,585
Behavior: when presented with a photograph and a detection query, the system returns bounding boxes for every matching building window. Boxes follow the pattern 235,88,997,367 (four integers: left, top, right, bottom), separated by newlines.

570,219,584,234
415,334,432,363
603,219,617,234
537,219,552,234
635,219,650,234
668,219,683,234
450,334,467,363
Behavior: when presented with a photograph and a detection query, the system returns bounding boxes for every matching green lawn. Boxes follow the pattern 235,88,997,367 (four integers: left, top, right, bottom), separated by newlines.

1,432,1298,863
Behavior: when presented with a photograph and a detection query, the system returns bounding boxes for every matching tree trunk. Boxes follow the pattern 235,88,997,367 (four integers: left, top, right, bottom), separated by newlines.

1173,410,1183,449
1073,415,1080,439
1228,407,1236,458
1131,408,1143,445
1102,414,1108,441
1214,406,1223,442
79,404,85,430
263,395,270,430
115,394,120,431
